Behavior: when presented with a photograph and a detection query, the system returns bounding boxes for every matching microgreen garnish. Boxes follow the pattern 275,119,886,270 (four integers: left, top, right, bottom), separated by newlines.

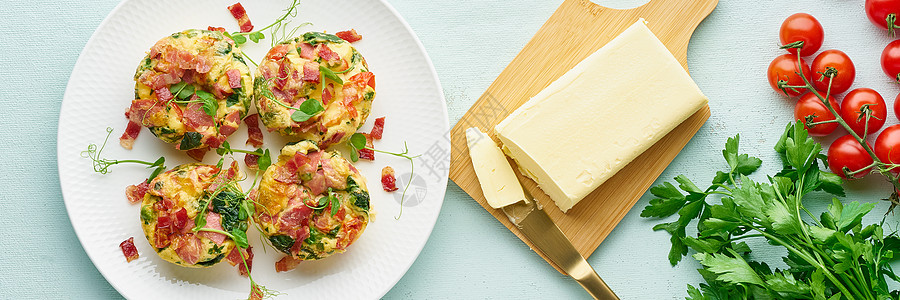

319,65,343,84
227,0,301,47
81,127,166,181
162,82,219,118
332,50,361,75
290,98,325,122
301,31,343,45
348,133,421,219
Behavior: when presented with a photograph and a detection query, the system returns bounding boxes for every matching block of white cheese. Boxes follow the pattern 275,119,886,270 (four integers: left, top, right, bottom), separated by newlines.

466,127,528,209
494,19,708,213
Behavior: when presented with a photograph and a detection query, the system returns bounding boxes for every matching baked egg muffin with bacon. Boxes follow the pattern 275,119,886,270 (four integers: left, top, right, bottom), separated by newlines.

139,162,250,268
123,29,253,158
254,31,375,149
253,141,370,271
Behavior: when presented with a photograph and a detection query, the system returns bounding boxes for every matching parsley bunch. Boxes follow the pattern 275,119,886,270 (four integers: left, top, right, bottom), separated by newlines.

643,123,900,299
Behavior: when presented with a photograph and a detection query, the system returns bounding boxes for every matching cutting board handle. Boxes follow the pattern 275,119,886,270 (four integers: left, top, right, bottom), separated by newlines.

566,0,718,69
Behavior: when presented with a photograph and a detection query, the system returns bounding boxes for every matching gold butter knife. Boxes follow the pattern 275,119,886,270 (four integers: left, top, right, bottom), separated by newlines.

466,128,619,300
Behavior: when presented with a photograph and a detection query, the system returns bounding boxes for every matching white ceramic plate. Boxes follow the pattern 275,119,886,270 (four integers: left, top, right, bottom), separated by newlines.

57,0,448,299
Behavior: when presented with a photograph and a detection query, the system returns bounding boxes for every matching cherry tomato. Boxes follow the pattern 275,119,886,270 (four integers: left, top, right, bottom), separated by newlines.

865,0,900,32
779,13,824,57
895,93,900,121
881,40,900,82
811,50,855,95
875,124,900,172
767,54,811,97
828,135,874,179
840,88,887,137
795,93,840,136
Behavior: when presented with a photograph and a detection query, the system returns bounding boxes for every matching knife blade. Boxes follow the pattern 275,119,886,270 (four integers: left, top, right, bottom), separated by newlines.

465,127,619,300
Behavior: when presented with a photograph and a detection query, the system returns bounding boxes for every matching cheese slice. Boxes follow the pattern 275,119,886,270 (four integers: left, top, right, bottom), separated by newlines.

466,127,528,209
494,19,708,213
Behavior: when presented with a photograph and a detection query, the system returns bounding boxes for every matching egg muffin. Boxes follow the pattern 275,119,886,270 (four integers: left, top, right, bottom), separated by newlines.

127,29,253,151
254,31,376,148
139,162,249,267
254,141,370,263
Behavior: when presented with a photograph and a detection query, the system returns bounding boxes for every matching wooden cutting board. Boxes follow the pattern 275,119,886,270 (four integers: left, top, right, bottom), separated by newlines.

448,0,717,273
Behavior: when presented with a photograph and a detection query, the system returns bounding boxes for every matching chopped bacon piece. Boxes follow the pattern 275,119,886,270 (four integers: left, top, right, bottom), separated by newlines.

119,237,139,263
279,205,313,231
173,208,188,229
298,42,315,59
126,99,167,126
125,181,150,204
119,120,142,150
302,61,320,83
227,3,254,33
155,87,173,102
245,153,259,169
316,44,340,62
226,69,242,89
219,111,241,137
183,101,215,130
274,60,290,89
173,234,202,265
358,133,375,160
208,26,226,33
244,114,264,148
335,29,362,43
275,256,303,272
381,166,399,192
358,148,375,160
186,148,208,161
371,116,386,139
307,169,327,195
237,246,254,276
198,212,227,245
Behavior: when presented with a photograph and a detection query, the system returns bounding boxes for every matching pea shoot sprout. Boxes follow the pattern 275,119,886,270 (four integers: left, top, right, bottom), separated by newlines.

81,127,166,181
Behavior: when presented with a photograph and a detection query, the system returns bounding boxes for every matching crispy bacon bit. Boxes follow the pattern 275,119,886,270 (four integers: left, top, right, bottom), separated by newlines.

173,208,188,229
244,114,264,148
275,256,303,272
219,111,241,137
173,234,202,265
227,3,254,33
226,69,242,89
371,116,386,139
274,60,290,89
155,87,174,102
381,166,399,192
184,103,215,131
199,212,227,245
125,181,150,204
119,120,142,150
279,205,313,231
298,42,315,59
335,29,362,43
120,237,139,263
208,26,226,32
358,133,375,160
349,71,376,88
186,148,208,161
245,153,259,169
317,44,340,62
302,61,320,83
307,170,327,195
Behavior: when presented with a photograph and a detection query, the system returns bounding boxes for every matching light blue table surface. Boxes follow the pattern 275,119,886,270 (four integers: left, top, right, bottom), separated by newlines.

5,0,900,298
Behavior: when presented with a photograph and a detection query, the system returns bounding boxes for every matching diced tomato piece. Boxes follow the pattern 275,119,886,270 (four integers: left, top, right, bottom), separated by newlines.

371,117,385,139
381,166,398,192
119,237,139,263
335,29,362,43
227,3,254,33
